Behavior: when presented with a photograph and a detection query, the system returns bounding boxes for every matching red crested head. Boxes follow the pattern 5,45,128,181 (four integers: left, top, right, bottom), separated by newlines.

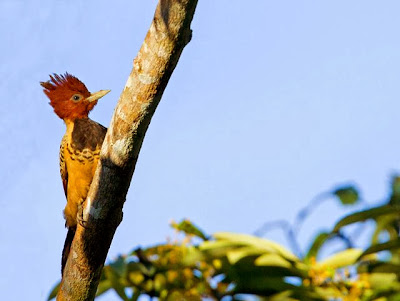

40,73,110,120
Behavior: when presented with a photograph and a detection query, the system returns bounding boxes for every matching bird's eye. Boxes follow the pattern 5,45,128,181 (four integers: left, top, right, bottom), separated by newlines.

72,94,81,102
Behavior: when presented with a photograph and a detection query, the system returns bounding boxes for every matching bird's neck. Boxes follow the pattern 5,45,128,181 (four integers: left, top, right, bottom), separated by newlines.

64,117,89,135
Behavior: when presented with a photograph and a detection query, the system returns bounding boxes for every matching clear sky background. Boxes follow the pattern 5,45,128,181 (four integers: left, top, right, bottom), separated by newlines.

1,1,400,300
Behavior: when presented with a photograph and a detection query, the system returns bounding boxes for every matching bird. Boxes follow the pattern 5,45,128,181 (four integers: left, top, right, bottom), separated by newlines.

40,73,110,275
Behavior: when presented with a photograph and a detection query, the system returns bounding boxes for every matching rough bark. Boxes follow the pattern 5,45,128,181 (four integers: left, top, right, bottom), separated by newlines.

57,0,198,300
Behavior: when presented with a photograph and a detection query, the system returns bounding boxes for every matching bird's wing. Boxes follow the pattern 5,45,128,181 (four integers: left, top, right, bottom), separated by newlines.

60,135,68,198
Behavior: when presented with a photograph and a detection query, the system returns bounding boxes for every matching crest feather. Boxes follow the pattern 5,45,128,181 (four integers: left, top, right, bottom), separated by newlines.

40,73,89,95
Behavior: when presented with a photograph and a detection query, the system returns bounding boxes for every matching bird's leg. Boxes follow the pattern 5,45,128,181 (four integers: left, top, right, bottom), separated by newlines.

77,199,89,228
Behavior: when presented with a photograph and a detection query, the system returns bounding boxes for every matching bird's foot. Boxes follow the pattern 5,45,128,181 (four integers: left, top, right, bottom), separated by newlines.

77,214,89,228
77,202,89,229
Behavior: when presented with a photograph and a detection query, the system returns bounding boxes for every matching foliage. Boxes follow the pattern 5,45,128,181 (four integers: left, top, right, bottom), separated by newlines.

49,176,400,300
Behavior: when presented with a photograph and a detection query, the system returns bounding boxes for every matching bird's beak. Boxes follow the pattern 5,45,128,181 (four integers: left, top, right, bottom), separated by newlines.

86,89,111,102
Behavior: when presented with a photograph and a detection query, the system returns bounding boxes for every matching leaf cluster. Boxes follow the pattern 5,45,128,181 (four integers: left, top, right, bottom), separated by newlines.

49,177,400,300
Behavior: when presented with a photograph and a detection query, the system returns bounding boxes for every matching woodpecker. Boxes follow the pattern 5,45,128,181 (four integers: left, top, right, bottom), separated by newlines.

41,73,110,275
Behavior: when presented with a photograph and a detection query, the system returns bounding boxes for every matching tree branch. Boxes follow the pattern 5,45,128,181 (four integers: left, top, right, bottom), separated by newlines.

57,1,198,300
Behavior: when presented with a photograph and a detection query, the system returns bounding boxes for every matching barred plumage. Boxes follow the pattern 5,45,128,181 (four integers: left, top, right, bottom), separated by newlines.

41,73,110,275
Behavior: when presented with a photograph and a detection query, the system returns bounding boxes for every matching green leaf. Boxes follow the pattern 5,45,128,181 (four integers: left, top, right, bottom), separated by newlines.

368,273,400,290
96,279,112,297
268,291,295,301
226,247,265,264
171,219,209,240
314,287,342,299
372,214,400,244
291,290,326,301
333,205,397,232
200,240,247,259
104,266,130,301
304,232,331,262
254,253,292,268
333,185,359,205
200,239,246,251
213,232,299,262
316,248,362,269
109,255,127,277
362,238,400,257
234,276,323,300
180,245,204,266
127,260,156,277
358,262,400,275
387,293,400,301
47,282,60,300
234,275,295,295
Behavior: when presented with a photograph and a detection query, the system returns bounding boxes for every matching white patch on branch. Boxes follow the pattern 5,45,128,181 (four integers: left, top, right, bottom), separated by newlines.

138,73,157,84
149,23,156,35
83,196,92,219
112,138,129,158
89,205,102,219
118,109,128,123
125,76,134,88
141,103,149,111
158,46,169,59
141,59,151,72
115,105,129,123
143,42,149,53
83,196,101,220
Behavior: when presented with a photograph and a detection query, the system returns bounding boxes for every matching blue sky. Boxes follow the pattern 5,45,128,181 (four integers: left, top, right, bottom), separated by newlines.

1,1,400,300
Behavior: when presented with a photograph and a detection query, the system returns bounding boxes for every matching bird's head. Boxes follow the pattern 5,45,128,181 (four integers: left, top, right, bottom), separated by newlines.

40,73,110,120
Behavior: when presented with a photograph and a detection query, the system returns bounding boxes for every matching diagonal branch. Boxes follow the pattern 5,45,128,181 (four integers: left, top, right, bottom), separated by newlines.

57,1,198,300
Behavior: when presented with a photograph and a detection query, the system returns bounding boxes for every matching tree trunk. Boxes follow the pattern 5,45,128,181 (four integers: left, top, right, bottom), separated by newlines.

57,0,198,300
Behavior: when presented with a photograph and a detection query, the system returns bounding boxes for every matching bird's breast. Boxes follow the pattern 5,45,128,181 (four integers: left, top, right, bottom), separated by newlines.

65,143,100,165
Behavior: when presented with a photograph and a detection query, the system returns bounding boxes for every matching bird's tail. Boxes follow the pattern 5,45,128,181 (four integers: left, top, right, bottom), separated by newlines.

62,226,76,275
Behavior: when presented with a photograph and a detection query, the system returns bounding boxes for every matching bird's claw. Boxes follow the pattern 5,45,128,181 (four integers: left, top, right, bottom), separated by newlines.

77,214,89,228
77,202,89,229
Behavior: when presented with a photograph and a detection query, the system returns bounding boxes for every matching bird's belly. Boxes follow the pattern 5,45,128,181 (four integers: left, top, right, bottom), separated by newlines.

64,149,100,227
